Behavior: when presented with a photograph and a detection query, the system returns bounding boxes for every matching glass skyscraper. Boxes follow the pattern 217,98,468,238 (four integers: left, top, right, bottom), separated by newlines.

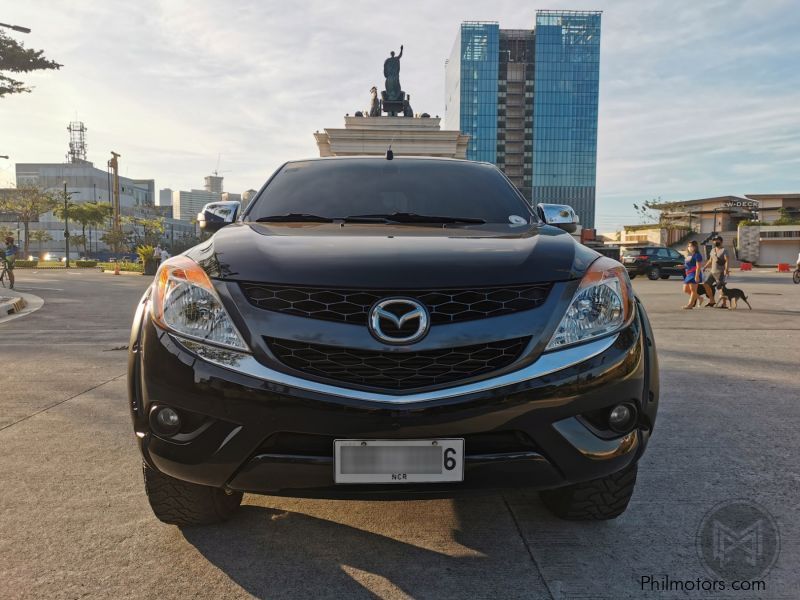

445,22,499,163
445,10,602,228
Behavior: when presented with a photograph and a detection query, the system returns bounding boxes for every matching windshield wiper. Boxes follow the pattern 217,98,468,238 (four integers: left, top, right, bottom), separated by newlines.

255,213,334,223
344,212,486,224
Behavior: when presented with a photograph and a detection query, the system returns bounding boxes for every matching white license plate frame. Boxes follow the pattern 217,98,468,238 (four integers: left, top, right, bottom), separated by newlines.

334,439,465,484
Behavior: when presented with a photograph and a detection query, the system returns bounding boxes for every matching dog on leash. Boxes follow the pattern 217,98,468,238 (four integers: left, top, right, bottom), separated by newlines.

719,285,752,310
695,281,718,306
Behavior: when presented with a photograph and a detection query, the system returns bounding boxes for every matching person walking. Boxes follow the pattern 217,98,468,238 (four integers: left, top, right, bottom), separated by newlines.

682,240,708,309
3,235,19,290
703,235,730,308
153,244,163,265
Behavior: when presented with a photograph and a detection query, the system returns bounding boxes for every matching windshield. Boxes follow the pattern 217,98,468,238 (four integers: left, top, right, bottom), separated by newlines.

245,159,535,225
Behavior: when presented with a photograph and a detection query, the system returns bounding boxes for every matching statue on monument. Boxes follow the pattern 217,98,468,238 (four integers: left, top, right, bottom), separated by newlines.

369,86,381,117
383,45,403,102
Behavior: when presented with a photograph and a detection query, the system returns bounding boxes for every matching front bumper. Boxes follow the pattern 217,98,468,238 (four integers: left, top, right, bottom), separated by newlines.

128,298,659,497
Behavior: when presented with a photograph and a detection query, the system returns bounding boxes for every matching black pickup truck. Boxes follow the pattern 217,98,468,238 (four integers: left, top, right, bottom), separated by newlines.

128,156,658,525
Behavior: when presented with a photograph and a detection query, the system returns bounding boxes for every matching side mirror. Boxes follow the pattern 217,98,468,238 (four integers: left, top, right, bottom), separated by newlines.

537,203,579,233
197,201,240,233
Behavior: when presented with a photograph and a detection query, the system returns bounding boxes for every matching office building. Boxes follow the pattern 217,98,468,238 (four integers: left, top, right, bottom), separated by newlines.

158,188,173,207
241,189,258,210
445,10,602,227
172,189,220,222
11,159,195,255
204,175,223,194
221,192,242,203
16,161,154,208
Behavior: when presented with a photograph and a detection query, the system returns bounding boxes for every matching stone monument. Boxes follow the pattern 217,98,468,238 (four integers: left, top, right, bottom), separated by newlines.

312,44,469,158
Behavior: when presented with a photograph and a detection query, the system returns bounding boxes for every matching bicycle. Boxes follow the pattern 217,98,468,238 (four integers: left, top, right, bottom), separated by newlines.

0,260,9,288
793,267,800,285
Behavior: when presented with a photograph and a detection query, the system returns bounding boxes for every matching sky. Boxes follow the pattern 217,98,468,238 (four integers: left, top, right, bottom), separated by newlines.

1,0,799,231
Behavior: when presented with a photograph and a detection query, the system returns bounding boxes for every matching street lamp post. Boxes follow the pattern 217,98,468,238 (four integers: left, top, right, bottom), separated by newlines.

63,182,71,268
0,22,31,33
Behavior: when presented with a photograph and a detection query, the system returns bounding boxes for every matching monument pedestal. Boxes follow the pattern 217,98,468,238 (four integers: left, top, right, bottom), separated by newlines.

380,91,407,117
314,116,469,159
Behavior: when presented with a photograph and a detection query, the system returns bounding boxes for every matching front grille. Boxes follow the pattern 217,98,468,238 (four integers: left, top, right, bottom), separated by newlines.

266,337,530,391
241,283,551,325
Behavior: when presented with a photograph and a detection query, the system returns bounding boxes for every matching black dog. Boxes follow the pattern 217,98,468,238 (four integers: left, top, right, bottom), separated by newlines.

720,285,752,310
695,281,717,306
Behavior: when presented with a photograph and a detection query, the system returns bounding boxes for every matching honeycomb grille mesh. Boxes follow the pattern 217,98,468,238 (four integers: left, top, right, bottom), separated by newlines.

266,337,530,391
241,283,551,324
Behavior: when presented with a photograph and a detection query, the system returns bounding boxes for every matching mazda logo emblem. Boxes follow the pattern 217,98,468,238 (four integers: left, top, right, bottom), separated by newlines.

368,298,429,345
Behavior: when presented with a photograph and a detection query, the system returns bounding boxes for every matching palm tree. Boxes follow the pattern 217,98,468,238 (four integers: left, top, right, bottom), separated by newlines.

54,201,112,255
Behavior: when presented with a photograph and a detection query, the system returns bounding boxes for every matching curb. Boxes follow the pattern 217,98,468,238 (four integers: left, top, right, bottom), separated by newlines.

100,269,147,277
0,295,27,316
0,291,44,324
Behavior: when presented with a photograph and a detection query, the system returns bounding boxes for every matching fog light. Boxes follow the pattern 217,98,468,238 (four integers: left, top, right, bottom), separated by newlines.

150,406,181,436
608,403,637,433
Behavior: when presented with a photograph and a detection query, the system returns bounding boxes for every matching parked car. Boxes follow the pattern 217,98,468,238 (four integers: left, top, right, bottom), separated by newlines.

128,157,659,526
621,246,685,280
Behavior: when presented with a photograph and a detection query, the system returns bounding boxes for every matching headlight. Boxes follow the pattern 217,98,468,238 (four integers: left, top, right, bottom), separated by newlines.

151,255,249,351
546,256,634,351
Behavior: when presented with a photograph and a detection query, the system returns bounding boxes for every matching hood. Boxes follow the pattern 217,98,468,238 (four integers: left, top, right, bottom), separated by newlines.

186,222,599,288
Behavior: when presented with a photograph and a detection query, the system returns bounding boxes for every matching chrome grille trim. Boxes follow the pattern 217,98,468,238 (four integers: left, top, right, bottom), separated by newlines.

171,334,620,405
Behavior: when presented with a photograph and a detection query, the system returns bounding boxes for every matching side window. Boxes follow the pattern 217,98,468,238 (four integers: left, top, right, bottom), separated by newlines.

656,249,670,258
669,250,682,260
646,248,658,256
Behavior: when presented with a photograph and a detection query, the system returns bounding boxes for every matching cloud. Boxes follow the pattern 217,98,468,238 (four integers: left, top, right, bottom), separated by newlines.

1,0,798,231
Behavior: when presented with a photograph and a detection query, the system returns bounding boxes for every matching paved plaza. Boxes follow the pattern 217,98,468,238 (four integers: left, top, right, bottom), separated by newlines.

1,269,798,599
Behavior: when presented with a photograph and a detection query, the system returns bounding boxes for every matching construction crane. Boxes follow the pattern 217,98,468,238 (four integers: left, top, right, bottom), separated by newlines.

108,151,121,232
212,153,231,177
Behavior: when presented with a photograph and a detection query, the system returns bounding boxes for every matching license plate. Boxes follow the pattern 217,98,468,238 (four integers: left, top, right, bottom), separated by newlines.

334,439,465,484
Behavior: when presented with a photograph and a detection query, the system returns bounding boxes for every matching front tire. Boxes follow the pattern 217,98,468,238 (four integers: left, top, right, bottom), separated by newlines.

647,267,661,280
539,462,638,520
142,461,242,526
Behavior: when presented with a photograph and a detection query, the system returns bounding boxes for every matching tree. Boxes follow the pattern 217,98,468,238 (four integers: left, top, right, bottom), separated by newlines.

29,229,52,259
101,228,129,255
632,198,662,225
123,215,165,247
0,185,57,255
0,31,62,98
632,197,693,230
55,201,112,254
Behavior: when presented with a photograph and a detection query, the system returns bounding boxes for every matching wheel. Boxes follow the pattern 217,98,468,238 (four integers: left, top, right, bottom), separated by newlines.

794,270,800,284
628,273,637,280
539,462,638,520
142,461,242,526
659,274,670,280
647,267,661,280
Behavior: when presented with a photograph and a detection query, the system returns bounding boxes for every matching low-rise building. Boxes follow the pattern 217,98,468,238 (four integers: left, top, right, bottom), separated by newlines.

621,193,800,265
